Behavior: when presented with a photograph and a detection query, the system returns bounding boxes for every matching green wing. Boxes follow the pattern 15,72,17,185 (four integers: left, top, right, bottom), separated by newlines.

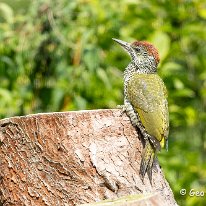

127,73,169,148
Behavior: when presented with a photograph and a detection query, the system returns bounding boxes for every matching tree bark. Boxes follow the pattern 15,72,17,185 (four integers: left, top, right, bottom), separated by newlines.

0,109,177,206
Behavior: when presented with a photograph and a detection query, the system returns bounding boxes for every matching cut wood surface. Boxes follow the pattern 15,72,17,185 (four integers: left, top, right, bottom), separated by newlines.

0,109,177,206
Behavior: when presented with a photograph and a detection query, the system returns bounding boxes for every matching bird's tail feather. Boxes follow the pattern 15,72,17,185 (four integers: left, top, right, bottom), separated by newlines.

139,140,155,184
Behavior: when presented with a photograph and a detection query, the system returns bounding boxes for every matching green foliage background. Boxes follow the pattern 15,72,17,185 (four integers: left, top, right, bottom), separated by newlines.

0,0,205,205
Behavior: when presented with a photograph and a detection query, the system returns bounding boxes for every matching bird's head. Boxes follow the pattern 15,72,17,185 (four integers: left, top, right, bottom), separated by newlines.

112,38,160,73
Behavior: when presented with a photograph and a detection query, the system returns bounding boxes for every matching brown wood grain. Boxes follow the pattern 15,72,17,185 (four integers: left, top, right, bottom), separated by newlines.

0,109,177,206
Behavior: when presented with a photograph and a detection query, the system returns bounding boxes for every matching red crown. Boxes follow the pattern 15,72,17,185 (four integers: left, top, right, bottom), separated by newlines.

132,41,160,65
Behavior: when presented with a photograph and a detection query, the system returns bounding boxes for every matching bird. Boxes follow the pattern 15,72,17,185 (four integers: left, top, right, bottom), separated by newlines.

112,38,169,184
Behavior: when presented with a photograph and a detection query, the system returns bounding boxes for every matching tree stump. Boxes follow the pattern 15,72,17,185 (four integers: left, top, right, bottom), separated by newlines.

0,109,177,206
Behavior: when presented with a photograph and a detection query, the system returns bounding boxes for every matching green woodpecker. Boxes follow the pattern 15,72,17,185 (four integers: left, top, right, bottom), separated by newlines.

113,38,169,184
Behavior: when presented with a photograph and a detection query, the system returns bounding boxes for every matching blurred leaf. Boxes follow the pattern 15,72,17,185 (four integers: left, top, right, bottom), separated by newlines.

0,56,15,68
74,95,87,110
84,48,100,72
0,88,12,102
173,89,195,98
173,78,184,89
150,31,170,62
184,107,197,126
198,7,206,19
160,62,183,77
96,68,111,89
0,3,13,24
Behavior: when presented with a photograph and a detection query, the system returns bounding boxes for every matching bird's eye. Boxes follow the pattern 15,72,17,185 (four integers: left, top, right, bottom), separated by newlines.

134,47,140,52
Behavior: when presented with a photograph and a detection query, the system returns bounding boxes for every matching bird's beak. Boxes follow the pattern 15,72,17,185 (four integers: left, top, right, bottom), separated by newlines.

112,38,131,53
112,38,130,49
